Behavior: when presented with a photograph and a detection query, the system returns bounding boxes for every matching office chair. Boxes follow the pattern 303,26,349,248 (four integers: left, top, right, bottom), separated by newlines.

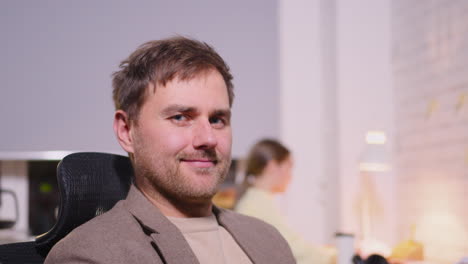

0,152,134,264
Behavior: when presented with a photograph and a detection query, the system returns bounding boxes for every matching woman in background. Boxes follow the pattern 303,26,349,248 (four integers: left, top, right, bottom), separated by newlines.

235,139,336,264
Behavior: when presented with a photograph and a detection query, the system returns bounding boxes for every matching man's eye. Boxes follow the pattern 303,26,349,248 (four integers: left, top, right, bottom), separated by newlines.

209,117,226,127
171,114,188,122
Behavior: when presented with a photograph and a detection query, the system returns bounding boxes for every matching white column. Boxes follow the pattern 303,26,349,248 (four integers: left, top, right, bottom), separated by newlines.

279,0,339,244
336,0,395,246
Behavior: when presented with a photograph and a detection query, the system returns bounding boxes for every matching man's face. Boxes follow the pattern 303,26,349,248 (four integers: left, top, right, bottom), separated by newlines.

130,69,232,203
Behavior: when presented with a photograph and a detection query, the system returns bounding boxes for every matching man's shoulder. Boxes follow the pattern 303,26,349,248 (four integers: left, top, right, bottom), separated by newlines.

63,201,132,240
45,201,139,263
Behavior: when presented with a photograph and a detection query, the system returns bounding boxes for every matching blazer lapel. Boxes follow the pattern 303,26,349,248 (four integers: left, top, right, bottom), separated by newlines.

216,206,296,263
123,185,200,264
149,227,200,264
214,206,266,263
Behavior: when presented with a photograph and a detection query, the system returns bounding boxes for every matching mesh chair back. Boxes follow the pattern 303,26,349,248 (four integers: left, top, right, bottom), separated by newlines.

35,152,134,255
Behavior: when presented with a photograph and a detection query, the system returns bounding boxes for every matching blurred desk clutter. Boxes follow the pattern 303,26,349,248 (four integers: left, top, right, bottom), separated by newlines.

389,237,424,263
0,189,19,230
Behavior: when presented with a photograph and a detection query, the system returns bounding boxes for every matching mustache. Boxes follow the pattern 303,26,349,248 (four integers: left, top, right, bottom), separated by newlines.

177,150,219,161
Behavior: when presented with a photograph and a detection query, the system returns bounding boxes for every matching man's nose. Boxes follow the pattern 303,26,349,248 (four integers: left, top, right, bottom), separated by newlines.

192,120,218,149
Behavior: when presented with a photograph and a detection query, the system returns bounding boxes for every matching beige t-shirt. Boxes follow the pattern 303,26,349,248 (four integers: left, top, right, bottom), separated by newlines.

168,215,252,264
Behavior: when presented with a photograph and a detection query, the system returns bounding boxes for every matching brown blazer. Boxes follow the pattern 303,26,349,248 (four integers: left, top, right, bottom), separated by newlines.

45,185,295,263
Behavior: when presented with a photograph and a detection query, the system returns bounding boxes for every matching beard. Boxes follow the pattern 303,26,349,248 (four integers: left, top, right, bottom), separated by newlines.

132,143,231,204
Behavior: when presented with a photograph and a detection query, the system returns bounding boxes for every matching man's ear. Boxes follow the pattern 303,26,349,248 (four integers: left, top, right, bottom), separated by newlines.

113,110,135,154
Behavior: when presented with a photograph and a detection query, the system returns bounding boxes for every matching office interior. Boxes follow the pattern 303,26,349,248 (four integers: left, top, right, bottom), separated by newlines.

0,1,467,263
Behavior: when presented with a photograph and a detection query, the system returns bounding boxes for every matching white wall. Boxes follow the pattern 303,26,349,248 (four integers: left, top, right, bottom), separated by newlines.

336,0,395,246
279,0,394,247
0,0,280,158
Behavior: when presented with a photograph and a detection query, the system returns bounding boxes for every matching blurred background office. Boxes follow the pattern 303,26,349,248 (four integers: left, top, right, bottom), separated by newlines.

0,1,467,264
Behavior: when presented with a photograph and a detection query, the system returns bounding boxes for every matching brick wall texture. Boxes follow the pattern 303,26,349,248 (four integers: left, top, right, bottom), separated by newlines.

392,1,468,263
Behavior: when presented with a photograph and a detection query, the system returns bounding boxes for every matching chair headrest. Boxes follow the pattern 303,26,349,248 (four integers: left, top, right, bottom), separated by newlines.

35,152,134,254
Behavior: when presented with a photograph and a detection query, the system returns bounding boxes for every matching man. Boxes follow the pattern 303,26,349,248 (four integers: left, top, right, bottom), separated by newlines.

45,36,295,263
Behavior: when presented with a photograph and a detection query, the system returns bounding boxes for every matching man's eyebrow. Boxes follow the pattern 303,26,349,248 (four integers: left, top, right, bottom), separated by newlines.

160,105,196,116
212,109,231,119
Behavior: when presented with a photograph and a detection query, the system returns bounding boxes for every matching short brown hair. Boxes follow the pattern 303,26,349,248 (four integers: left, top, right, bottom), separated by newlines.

112,36,234,121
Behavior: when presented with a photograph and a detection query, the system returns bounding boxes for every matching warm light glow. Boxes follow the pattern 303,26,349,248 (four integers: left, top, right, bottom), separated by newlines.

415,210,468,264
365,131,387,145
359,239,392,258
359,162,390,172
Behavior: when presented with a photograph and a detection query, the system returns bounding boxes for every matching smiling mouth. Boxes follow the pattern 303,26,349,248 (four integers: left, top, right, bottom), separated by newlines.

180,159,217,168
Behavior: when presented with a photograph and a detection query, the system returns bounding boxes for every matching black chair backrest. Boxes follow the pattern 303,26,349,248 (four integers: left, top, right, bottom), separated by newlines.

35,152,134,255
0,241,46,264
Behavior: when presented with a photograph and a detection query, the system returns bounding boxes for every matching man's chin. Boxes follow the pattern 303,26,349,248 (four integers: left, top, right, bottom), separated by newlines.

188,183,220,199
169,175,220,199
175,188,219,204
180,167,223,185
